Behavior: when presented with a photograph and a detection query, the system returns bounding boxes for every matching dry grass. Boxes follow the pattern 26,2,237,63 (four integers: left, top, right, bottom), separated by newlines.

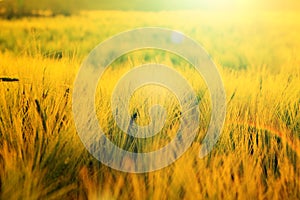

0,10,299,199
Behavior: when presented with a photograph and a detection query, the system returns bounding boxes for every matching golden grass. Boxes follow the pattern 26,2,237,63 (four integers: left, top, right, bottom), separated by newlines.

0,10,299,199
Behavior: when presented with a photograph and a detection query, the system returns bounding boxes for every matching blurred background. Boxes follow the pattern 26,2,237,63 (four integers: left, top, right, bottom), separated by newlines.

1,0,300,19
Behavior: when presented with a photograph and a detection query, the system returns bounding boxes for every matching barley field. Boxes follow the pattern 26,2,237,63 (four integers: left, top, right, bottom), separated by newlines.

0,10,300,200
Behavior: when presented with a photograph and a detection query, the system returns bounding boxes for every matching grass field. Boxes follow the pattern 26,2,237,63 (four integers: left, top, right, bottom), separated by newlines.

0,10,300,199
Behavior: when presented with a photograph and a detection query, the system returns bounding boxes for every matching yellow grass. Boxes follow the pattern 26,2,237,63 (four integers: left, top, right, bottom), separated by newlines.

0,10,299,199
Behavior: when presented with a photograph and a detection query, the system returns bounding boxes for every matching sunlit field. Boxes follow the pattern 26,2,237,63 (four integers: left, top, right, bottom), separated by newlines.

0,10,300,199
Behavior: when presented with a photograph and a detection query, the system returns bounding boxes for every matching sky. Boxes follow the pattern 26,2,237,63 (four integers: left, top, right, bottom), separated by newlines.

1,0,299,17
82,0,300,11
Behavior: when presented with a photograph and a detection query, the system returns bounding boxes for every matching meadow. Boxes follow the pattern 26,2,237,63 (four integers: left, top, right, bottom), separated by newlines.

0,10,300,199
